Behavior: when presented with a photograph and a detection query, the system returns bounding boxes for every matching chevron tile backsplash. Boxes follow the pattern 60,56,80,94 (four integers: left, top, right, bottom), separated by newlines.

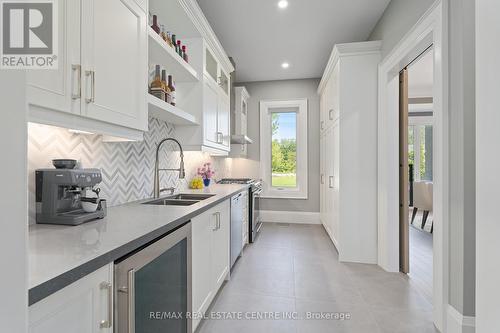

28,117,232,224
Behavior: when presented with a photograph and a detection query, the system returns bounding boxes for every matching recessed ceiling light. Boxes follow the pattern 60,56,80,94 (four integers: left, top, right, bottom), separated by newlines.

281,62,290,69
278,0,288,9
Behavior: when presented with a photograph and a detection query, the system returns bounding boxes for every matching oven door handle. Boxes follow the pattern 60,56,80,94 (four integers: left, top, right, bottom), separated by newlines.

253,189,263,196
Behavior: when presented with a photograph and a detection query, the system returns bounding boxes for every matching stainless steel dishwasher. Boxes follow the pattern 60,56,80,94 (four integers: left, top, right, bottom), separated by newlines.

230,192,244,268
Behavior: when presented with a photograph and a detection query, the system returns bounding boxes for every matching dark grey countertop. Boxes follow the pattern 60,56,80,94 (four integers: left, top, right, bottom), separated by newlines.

29,184,249,305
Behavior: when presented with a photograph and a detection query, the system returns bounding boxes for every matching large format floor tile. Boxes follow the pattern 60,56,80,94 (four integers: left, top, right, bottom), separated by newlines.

196,222,436,333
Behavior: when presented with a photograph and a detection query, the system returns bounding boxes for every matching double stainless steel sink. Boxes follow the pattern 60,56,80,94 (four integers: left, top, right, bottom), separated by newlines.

143,193,215,206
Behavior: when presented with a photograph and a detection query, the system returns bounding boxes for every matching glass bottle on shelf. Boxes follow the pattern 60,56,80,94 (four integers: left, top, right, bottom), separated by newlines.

166,31,173,47
160,25,168,44
151,15,160,34
172,35,178,53
161,70,172,104
168,75,176,106
150,65,166,100
182,45,188,62
177,40,182,56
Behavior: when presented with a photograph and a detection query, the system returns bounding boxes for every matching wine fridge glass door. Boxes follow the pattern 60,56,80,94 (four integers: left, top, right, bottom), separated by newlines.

115,222,192,333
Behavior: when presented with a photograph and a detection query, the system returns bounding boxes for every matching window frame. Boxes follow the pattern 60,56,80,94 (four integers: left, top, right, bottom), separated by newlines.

259,98,308,199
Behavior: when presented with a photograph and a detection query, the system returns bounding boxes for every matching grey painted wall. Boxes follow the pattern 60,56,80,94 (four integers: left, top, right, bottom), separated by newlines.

448,0,476,317
233,79,320,213
369,0,436,58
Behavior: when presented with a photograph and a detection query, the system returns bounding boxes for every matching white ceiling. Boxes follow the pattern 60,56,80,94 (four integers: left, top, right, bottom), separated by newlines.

408,49,434,98
197,0,391,82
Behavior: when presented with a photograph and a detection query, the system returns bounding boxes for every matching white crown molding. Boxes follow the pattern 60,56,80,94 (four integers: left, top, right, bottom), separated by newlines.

234,86,250,100
317,40,382,94
179,0,234,74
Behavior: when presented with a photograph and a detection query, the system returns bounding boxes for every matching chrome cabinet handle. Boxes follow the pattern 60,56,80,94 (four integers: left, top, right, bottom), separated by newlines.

212,212,218,231
321,121,324,130
329,176,334,188
329,109,334,120
216,132,223,144
100,282,113,329
128,269,135,333
217,212,221,230
71,64,81,100
320,174,325,184
85,70,95,103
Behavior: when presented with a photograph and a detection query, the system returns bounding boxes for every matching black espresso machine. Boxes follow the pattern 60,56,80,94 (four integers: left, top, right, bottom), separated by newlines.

35,160,107,225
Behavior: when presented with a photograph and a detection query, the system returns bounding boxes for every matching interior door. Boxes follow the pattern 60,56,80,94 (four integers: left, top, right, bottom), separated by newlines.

27,0,81,115
81,0,147,131
399,68,410,273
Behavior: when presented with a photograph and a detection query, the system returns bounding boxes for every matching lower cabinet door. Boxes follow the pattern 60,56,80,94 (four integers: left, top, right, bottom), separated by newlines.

29,264,113,333
191,209,214,330
211,199,230,290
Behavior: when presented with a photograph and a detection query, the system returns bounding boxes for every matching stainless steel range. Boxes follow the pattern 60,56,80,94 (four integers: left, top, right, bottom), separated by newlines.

217,178,262,243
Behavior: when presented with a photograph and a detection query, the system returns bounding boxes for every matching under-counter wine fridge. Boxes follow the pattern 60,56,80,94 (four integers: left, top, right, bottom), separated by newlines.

114,222,192,333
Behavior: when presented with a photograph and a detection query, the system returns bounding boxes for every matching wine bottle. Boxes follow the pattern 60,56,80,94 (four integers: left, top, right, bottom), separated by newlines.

150,65,166,100
151,15,160,34
172,34,178,53
161,70,172,104
168,75,176,106
182,45,188,62
177,40,182,56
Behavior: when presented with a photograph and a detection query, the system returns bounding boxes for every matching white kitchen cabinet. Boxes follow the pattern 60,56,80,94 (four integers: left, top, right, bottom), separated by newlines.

27,0,81,116
203,78,220,146
27,0,148,139
29,264,113,333
217,93,231,149
230,86,252,157
211,199,230,289
179,72,231,154
192,199,230,331
318,41,380,264
81,0,148,131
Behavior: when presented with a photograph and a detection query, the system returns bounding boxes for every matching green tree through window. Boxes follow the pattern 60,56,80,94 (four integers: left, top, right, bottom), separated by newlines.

271,113,297,187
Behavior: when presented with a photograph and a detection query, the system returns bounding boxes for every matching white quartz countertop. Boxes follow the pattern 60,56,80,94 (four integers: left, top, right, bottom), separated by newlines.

29,184,249,304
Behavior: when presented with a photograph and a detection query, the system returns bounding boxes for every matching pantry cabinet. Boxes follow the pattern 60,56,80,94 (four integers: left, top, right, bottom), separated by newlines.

27,0,148,138
192,199,230,332
28,264,113,333
318,41,380,264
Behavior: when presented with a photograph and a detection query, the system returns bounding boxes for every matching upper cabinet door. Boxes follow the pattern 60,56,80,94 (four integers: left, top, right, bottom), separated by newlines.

27,0,81,115
81,0,148,131
217,94,230,149
203,78,219,146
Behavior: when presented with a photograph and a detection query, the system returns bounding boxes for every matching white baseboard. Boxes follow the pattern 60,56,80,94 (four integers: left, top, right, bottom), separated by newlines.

260,210,320,224
447,305,475,333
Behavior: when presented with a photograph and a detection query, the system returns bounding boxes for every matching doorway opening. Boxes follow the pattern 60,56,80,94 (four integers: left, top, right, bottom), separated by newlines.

399,47,435,304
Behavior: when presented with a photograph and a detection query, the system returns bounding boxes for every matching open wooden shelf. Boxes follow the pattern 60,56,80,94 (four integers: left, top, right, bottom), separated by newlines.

147,94,197,125
148,27,199,83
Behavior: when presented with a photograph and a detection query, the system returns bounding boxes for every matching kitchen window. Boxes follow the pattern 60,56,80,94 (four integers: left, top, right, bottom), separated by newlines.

260,99,308,199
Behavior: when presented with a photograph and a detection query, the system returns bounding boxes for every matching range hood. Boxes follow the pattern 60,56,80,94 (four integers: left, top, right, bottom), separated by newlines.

231,135,253,144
